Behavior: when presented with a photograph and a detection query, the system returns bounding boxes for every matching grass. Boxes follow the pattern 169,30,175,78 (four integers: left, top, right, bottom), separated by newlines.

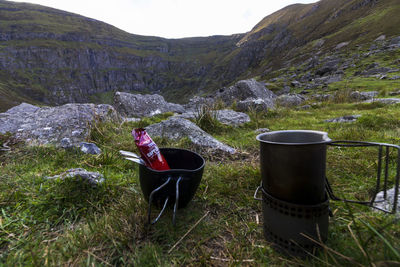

1,98,400,266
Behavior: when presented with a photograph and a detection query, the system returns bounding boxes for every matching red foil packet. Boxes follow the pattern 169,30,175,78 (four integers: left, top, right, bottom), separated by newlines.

132,128,170,171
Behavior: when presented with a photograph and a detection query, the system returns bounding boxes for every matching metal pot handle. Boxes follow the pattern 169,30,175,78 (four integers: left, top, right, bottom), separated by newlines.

254,183,263,201
147,176,183,225
148,177,171,224
327,140,400,214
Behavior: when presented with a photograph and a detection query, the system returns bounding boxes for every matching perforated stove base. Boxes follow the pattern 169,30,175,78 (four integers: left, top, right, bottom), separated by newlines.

262,188,329,257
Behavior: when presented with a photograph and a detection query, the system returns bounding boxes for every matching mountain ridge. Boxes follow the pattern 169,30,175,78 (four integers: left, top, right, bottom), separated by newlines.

0,0,399,111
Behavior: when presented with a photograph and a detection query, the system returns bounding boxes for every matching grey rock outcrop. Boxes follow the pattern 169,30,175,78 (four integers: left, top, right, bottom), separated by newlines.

146,117,236,155
0,103,118,146
113,92,185,117
276,94,307,107
216,79,276,109
46,168,104,185
214,109,250,126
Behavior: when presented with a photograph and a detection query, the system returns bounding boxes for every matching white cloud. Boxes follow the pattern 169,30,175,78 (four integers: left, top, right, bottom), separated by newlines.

9,0,318,38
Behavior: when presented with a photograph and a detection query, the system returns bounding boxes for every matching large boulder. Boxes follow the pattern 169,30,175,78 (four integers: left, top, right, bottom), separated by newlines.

146,117,236,155
113,92,185,117
216,79,276,108
0,103,118,146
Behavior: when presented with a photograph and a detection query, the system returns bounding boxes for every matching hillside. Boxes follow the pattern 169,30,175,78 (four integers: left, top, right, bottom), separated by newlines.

0,0,400,111
0,0,242,110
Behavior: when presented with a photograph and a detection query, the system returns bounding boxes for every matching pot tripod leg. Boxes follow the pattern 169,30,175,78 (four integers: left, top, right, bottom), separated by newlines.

151,197,169,225
147,177,171,224
172,177,182,225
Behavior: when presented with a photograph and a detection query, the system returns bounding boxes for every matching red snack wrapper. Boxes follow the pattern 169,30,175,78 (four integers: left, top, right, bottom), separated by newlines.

132,128,170,171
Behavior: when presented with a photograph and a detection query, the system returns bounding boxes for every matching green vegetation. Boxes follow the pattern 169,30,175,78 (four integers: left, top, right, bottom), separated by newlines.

2,96,400,265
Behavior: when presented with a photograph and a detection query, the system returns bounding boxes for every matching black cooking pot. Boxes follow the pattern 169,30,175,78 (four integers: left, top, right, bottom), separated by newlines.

139,148,205,225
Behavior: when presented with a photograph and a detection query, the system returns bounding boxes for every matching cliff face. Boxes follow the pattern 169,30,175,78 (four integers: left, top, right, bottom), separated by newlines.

0,0,243,109
1,0,400,111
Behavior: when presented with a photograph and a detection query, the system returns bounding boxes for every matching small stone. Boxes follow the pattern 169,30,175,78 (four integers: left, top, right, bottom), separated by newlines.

60,137,73,149
46,168,104,185
325,115,361,123
80,142,101,154
254,128,270,134
373,187,400,213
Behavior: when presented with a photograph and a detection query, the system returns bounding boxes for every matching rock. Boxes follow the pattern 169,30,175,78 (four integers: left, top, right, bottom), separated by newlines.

146,117,236,155
298,105,312,110
361,67,393,76
0,103,118,146
291,80,301,87
4,102,40,114
236,98,272,112
335,42,350,50
60,137,73,149
276,94,307,107
174,111,197,120
313,94,333,101
389,90,400,96
375,35,386,42
325,115,361,123
80,142,101,155
365,98,400,105
373,187,400,213
389,76,400,80
46,168,104,185
254,128,270,134
113,92,185,117
175,109,250,127
183,96,215,112
366,62,379,69
214,109,250,126
325,75,343,84
315,59,340,76
350,91,378,101
276,86,291,96
314,39,325,48
216,79,276,107
390,36,400,46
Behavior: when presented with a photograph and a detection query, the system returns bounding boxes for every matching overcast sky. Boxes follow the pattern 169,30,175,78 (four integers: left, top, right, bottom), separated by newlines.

10,0,318,38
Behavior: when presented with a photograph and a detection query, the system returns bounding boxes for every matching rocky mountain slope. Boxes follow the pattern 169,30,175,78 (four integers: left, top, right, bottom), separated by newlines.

0,0,399,112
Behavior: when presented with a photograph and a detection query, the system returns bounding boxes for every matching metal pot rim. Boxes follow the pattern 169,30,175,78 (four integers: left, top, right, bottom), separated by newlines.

141,147,205,173
256,130,332,145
